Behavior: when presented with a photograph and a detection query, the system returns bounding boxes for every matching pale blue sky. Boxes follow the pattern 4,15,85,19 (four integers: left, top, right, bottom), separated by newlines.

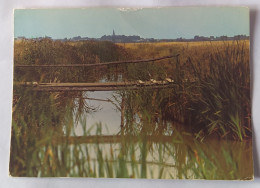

14,7,249,39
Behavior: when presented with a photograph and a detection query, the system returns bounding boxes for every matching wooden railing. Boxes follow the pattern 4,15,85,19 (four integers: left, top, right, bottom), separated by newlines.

14,54,179,68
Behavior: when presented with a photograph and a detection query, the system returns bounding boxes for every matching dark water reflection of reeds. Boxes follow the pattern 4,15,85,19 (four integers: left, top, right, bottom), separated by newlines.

9,87,253,179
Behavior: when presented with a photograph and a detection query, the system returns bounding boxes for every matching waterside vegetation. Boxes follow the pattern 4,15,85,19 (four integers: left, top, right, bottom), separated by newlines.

10,38,252,179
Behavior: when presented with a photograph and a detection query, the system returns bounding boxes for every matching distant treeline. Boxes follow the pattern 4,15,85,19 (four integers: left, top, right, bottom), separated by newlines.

15,34,249,43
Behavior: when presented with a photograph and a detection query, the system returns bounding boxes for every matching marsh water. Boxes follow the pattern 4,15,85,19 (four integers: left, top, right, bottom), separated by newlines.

10,84,253,179
10,39,253,179
72,90,252,179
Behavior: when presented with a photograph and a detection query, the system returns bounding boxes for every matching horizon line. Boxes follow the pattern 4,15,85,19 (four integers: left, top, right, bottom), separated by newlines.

15,34,250,40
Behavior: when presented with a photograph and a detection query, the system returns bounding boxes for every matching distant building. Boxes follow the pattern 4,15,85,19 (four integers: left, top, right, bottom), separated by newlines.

194,35,210,41
100,29,141,43
194,35,200,41
216,35,228,41
233,35,249,40
72,36,81,41
45,36,52,40
112,29,115,42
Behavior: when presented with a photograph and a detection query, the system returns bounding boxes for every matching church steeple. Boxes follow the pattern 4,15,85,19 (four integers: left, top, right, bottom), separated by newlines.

112,29,115,42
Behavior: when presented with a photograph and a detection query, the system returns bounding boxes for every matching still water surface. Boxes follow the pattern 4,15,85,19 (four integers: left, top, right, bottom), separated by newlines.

69,90,252,179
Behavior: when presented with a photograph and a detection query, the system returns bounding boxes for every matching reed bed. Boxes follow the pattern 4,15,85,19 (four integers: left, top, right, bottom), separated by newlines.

122,40,250,141
10,39,252,178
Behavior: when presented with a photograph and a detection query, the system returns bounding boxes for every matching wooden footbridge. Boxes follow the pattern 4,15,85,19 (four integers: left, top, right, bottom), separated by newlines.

15,54,182,91
16,80,178,91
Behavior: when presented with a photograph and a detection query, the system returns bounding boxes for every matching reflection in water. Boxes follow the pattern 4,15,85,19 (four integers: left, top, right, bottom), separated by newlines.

74,91,121,136
10,86,252,179
50,134,252,179
10,39,252,179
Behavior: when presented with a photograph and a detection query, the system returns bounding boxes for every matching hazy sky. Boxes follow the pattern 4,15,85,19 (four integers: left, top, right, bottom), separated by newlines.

14,7,249,39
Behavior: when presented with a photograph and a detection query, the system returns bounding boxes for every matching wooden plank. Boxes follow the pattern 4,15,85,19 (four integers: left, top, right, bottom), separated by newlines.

34,84,177,91
14,54,179,68
16,80,175,87
39,81,139,87
14,80,180,91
